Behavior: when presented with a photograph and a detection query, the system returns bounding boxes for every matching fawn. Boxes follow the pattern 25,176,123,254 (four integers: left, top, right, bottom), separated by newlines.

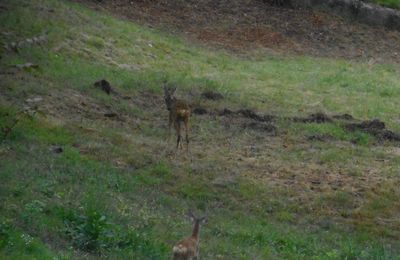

163,83,191,153
172,211,207,260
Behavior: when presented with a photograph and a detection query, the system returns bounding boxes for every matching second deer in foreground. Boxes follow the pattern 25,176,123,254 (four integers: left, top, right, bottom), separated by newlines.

172,211,207,260
163,83,191,153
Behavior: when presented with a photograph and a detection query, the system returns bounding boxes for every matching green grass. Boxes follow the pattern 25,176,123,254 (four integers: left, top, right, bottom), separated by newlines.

373,0,400,9
1,0,400,259
289,122,373,145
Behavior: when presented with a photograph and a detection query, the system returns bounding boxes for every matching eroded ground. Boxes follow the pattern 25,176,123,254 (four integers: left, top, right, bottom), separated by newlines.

77,0,400,62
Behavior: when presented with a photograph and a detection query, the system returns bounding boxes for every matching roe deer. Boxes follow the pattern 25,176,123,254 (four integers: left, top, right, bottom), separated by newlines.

163,83,191,153
172,211,207,260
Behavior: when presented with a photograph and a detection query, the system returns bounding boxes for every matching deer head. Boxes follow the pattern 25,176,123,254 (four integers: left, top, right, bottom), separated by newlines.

188,210,207,238
188,210,207,224
163,83,177,111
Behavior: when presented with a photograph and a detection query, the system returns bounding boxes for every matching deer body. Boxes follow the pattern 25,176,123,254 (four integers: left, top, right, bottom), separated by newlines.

164,85,191,152
172,212,207,260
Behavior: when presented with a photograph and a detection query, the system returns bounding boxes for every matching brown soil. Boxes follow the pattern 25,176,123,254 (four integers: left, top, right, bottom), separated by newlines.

201,90,224,100
345,119,400,142
74,0,400,62
196,105,400,144
218,108,275,122
292,112,333,123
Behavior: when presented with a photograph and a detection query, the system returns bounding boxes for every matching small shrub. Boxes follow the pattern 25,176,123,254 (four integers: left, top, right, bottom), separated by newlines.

0,108,21,142
61,208,168,257
24,200,46,214
63,209,112,252
0,220,11,249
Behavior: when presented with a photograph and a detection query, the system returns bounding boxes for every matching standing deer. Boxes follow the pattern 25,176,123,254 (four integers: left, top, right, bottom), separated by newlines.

172,211,207,260
163,83,191,153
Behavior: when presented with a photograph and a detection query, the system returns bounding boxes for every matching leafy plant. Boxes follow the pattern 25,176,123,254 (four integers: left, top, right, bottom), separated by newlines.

61,208,168,257
0,220,11,249
63,209,113,252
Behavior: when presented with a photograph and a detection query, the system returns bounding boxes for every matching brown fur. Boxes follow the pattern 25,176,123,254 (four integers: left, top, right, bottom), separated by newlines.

163,84,191,152
172,212,207,260
172,237,197,260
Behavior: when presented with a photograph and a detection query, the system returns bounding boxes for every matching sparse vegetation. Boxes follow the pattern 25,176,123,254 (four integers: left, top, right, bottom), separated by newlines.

1,0,400,259
373,0,400,9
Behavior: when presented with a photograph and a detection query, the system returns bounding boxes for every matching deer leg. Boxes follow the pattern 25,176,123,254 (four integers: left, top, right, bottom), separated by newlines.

175,121,181,151
176,135,181,152
168,113,173,141
179,122,184,150
184,118,190,154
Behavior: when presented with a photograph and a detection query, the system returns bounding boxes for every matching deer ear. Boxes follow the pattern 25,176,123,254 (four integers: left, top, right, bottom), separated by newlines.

170,87,177,95
187,210,195,222
200,216,208,224
163,84,169,95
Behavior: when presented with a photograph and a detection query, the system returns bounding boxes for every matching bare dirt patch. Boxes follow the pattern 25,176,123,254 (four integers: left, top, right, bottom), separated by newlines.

74,0,400,62
196,104,400,144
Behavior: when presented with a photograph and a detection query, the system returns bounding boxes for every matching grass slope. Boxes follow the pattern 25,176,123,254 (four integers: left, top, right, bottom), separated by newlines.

1,0,400,259
373,0,400,9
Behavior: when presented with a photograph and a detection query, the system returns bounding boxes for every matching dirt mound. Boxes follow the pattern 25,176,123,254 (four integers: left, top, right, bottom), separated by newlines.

346,119,385,131
307,134,334,142
293,112,333,123
201,90,224,100
332,113,354,120
190,103,400,144
219,108,275,122
345,119,400,142
244,121,277,134
192,107,208,115
76,0,400,62
94,79,113,95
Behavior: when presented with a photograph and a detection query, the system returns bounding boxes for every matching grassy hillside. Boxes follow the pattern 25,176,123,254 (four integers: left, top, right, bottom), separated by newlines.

1,0,400,259
373,0,400,9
